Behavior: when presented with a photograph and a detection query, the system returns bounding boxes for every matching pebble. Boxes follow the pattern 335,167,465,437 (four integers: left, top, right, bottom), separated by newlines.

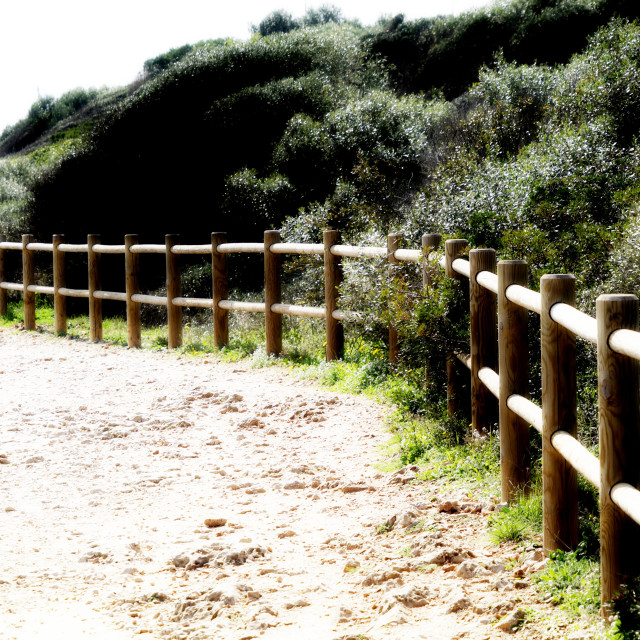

445,588,471,613
283,478,306,490
380,585,431,613
388,465,419,485
343,559,360,572
456,560,492,579
496,608,526,633
204,518,227,528
285,598,310,609
171,553,190,568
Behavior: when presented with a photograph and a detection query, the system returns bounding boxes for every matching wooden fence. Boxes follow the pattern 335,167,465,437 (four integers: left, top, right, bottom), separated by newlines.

1,230,640,615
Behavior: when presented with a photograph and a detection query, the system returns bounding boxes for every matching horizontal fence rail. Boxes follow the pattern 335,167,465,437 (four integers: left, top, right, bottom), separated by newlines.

2,228,640,617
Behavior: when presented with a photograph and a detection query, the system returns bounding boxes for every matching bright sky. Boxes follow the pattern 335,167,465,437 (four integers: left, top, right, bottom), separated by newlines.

0,0,490,133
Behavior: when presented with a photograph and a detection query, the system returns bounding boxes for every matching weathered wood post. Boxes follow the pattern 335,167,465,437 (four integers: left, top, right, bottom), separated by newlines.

212,232,229,348
0,234,6,316
87,234,102,341
469,248,497,436
388,233,401,363
444,239,469,418
597,294,640,613
498,260,530,502
422,233,441,289
53,234,67,335
22,234,35,330
165,234,182,349
541,274,578,553
125,234,141,348
324,229,343,361
264,230,282,356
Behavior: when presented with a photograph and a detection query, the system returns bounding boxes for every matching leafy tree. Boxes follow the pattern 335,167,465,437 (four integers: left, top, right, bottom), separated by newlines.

254,10,299,36
144,45,193,77
302,5,344,27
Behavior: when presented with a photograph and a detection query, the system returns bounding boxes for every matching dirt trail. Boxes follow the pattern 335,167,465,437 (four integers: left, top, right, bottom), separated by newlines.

0,329,564,639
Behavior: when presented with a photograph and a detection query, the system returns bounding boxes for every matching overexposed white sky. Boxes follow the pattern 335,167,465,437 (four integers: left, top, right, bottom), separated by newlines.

0,0,490,132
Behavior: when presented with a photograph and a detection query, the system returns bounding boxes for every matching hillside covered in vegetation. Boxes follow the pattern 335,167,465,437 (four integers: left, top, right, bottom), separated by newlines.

3,0,640,409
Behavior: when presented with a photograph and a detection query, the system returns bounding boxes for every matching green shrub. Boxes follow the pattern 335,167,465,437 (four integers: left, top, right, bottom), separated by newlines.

488,489,543,544
611,577,640,639
254,10,300,36
533,547,600,618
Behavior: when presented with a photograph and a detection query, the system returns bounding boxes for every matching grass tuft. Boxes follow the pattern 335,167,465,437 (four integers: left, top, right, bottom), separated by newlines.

488,489,543,545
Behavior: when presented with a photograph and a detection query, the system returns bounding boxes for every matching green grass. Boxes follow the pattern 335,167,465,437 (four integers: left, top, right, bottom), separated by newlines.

488,489,543,544
533,548,600,619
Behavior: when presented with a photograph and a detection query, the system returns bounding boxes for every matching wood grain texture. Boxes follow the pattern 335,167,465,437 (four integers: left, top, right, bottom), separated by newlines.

540,274,578,554
22,234,35,330
264,230,282,356
422,233,441,289
387,233,401,363
469,249,497,436
498,260,530,502
165,234,182,349
444,239,468,280
212,232,229,348
52,234,66,335
125,234,141,348
597,294,640,611
87,234,102,342
444,239,469,420
0,234,6,316
324,230,343,361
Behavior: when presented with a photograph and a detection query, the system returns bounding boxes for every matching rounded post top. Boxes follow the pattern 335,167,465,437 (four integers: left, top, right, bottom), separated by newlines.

498,259,527,265
597,293,639,303
541,273,575,282
469,247,496,254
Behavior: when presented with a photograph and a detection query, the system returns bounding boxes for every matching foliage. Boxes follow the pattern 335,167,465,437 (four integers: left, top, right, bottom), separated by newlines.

253,5,345,35
365,0,640,98
488,489,543,544
143,44,194,77
533,547,600,618
0,87,99,154
254,10,299,36
611,577,640,639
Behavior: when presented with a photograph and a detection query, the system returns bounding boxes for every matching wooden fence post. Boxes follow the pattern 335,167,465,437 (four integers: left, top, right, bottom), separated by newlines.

469,248,497,436
388,233,401,363
125,234,141,348
444,239,469,418
445,239,468,279
597,294,640,613
264,230,282,356
541,274,578,554
498,260,530,502
87,234,102,341
0,234,6,317
22,234,35,330
324,229,343,361
166,234,182,349
422,233,441,289
212,232,228,348
53,234,67,335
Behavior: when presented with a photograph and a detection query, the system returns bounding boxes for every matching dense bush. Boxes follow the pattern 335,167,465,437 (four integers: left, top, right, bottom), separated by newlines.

365,0,640,98
0,88,99,154
3,4,640,432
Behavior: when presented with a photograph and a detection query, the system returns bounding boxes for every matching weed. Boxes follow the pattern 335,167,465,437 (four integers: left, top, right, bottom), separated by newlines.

405,518,427,533
533,547,600,619
488,489,543,545
376,522,392,535
610,577,640,639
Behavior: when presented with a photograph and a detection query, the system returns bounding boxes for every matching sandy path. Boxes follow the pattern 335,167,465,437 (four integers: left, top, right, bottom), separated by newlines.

0,329,558,640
